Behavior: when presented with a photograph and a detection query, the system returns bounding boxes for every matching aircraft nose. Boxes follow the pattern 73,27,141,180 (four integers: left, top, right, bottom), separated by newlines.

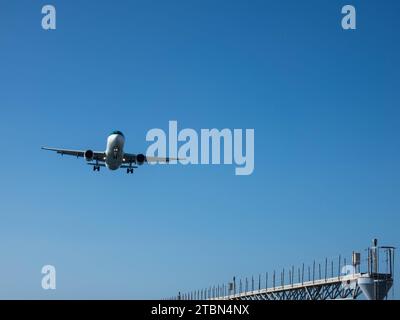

110,130,124,137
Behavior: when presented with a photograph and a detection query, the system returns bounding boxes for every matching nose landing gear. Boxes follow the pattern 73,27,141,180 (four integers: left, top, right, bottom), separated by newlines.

127,168,134,174
93,165,100,172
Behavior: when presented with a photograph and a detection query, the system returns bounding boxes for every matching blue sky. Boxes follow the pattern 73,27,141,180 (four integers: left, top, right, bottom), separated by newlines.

0,0,399,299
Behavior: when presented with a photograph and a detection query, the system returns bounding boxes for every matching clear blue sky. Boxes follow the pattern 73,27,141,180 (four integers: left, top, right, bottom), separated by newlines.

0,0,399,299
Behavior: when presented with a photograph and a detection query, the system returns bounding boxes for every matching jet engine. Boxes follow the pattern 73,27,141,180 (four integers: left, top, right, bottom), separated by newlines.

136,154,146,165
84,150,94,161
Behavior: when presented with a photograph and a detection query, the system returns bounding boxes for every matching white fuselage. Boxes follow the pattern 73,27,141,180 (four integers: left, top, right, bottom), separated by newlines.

105,134,125,170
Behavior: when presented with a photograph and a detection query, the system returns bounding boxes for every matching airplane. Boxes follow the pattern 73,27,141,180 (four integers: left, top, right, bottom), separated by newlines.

42,130,177,174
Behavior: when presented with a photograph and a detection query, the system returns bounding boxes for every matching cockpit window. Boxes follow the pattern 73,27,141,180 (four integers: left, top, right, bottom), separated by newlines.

110,130,124,137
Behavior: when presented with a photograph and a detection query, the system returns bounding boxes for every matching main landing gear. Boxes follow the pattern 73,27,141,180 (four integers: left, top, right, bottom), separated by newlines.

127,168,134,174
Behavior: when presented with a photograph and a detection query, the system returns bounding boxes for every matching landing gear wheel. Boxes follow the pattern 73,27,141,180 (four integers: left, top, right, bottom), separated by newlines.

127,168,134,174
93,165,100,172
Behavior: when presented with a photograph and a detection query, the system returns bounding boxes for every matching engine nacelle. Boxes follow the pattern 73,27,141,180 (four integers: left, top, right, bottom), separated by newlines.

84,150,94,161
136,153,146,165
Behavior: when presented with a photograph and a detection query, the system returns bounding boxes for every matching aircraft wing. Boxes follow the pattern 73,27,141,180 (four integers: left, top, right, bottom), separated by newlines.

41,147,106,161
123,153,181,164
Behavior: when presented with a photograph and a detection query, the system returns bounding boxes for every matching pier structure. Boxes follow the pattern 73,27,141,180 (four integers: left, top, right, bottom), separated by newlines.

169,239,395,301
